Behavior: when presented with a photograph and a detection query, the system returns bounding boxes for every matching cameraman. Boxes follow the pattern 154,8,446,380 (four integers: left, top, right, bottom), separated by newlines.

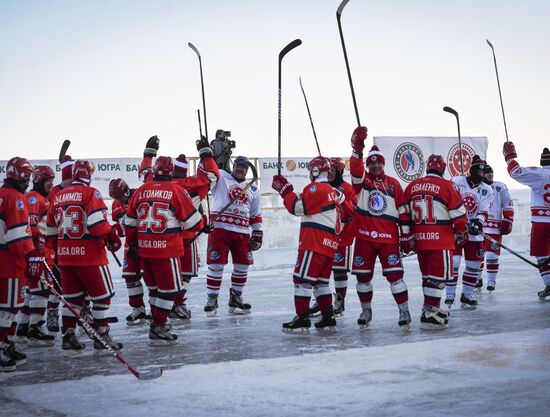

210,129,235,173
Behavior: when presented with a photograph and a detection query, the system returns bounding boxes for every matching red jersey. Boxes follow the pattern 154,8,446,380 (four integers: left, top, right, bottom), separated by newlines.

125,180,202,259
46,183,68,257
333,180,357,246
350,155,407,244
403,174,467,250
0,184,34,278
282,180,341,258
26,189,55,264
47,183,112,266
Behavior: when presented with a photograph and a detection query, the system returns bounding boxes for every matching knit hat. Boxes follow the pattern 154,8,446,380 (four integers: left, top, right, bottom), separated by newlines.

60,155,74,181
541,148,550,166
173,154,188,178
469,155,487,174
366,145,385,165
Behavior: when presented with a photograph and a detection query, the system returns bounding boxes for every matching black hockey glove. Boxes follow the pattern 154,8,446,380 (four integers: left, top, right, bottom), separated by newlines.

144,135,160,157
127,244,139,261
468,218,483,236
196,135,213,157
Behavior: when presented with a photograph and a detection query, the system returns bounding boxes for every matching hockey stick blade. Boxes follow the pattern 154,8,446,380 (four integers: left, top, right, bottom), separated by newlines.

279,39,302,61
59,140,71,163
337,0,351,17
485,39,494,50
138,368,163,380
188,42,201,59
443,106,458,117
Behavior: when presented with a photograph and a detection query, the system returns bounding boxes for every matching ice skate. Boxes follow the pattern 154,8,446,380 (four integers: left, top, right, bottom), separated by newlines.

357,306,372,330
93,326,122,355
538,285,550,301
307,301,321,317
169,303,191,324
419,308,448,330
126,306,147,326
62,329,86,357
4,342,27,366
475,278,483,292
0,345,17,372
282,315,311,333
46,308,60,333
487,281,496,292
333,294,345,319
228,288,251,314
149,323,178,346
27,323,56,347
204,294,218,317
460,293,478,310
398,305,412,333
16,323,29,343
315,307,337,333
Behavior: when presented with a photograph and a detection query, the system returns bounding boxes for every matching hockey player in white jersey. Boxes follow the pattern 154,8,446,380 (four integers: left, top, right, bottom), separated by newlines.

446,156,494,309
503,143,550,299
203,156,263,315
476,164,514,292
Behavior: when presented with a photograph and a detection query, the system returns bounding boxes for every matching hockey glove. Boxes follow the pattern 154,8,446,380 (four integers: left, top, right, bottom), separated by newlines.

467,218,484,236
26,249,45,284
200,215,214,234
105,227,122,252
502,141,517,163
500,218,513,235
144,135,160,158
32,234,46,252
454,231,467,249
127,244,139,261
351,126,368,156
113,222,125,238
272,175,293,198
399,232,415,254
249,230,263,251
196,135,213,157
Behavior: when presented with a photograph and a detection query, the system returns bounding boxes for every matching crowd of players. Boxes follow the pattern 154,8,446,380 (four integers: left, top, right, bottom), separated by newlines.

1,127,549,372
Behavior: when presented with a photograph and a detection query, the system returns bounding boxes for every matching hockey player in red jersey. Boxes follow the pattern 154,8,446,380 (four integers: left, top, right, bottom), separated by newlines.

16,166,56,346
403,155,467,330
1,157,44,372
203,155,262,316
349,127,411,332
503,143,550,299
47,160,123,355
272,156,341,332
125,156,203,344
476,164,514,292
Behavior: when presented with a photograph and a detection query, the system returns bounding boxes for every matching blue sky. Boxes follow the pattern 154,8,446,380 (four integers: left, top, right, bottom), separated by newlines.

1,0,548,182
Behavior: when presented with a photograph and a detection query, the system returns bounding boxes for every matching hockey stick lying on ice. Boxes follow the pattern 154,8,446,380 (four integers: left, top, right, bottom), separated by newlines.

186,161,258,245
482,233,547,269
41,261,162,380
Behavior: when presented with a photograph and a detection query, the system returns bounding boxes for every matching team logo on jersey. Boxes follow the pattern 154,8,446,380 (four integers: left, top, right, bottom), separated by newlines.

462,192,479,216
95,190,103,199
387,254,400,265
309,185,318,193
447,143,475,177
29,196,37,204
490,241,499,251
16,199,24,210
366,190,387,215
334,252,344,263
210,251,220,261
227,185,250,206
371,231,379,239
393,142,425,182
353,256,365,267
123,259,128,269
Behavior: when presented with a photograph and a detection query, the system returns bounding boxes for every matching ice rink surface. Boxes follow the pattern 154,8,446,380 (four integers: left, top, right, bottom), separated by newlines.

1,251,549,416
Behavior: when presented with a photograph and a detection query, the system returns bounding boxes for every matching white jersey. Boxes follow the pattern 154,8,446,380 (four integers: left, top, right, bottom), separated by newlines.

485,180,514,235
452,175,494,242
210,170,262,234
507,160,550,223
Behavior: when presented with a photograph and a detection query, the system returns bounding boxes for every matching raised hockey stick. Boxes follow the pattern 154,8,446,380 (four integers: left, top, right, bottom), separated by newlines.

337,0,361,126
486,39,510,143
186,162,258,245
41,261,162,380
196,108,212,216
197,109,203,138
299,76,321,156
188,42,208,139
443,106,464,175
278,39,302,176
482,233,545,269
58,140,71,163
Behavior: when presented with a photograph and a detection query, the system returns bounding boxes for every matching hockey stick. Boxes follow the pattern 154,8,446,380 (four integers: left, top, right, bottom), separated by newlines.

337,0,361,126
443,106,464,175
299,76,321,156
486,39,510,143
482,233,545,269
58,140,71,163
188,42,208,139
110,250,122,267
186,161,258,245
196,108,212,217
41,262,162,380
197,109,203,138
278,39,302,176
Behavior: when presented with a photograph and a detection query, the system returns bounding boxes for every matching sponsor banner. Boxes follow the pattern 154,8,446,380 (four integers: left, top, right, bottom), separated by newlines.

258,157,351,194
373,136,488,188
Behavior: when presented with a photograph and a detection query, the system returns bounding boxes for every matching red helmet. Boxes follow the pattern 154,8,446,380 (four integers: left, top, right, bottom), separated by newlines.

72,160,95,184
6,157,33,182
330,157,346,172
307,156,331,178
32,165,55,183
426,154,446,176
109,178,130,199
154,156,174,177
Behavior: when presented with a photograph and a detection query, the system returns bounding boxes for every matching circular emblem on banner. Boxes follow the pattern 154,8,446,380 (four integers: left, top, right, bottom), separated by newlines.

227,185,249,206
462,192,479,216
447,144,475,177
367,190,387,215
286,160,297,171
393,142,425,182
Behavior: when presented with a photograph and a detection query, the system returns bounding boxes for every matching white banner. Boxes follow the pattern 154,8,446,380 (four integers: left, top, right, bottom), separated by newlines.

373,136,488,188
